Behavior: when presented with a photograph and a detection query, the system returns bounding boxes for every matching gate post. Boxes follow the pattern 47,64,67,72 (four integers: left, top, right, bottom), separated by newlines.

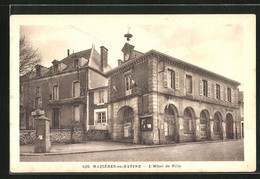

32,109,51,153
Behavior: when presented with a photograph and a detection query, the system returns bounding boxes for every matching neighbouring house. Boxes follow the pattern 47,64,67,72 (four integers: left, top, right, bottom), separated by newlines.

20,45,111,144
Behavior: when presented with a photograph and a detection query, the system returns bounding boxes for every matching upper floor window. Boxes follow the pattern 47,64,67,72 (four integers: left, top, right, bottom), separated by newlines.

53,64,58,73
227,87,231,102
185,75,192,94
168,69,175,89
125,74,132,93
98,90,104,104
216,84,220,99
203,80,208,97
73,81,80,97
74,59,79,68
52,85,59,100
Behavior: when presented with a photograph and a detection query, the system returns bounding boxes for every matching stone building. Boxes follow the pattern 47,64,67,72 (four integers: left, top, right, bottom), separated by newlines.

106,39,242,145
20,45,111,143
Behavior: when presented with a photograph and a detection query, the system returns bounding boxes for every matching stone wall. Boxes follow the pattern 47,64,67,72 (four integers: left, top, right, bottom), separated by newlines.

20,130,36,145
50,129,71,144
85,130,109,141
20,128,85,145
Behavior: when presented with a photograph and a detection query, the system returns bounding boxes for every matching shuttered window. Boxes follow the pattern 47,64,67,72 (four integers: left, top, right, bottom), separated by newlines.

168,69,175,89
216,84,220,99
99,90,104,103
227,87,232,102
203,80,208,97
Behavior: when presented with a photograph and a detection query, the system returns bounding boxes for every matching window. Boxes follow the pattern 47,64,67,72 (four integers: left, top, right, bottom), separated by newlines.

125,74,132,92
227,87,231,102
52,108,59,128
73,81,80,97
97,112,106,123
168,69,175,89
203,80,208,96
216,84,220,99
73,105,80,122
53,64,58,73
140,117,153,131
74,59,79,68
98,90,104,103
52,85,59,100
186,75,192,94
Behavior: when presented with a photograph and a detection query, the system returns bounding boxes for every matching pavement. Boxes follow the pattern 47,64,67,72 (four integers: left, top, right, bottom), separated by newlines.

20,139,242,156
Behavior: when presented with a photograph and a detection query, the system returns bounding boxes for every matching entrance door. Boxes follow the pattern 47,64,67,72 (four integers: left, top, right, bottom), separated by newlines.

164,105,176,141
200,111,208,140
226,113,233,139
123,108,134,142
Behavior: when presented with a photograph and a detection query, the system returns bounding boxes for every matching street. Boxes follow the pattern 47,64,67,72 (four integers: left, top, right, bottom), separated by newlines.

20,139,244,162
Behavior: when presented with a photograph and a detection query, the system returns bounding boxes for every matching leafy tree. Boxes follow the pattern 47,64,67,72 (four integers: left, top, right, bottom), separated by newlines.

19,35,42,76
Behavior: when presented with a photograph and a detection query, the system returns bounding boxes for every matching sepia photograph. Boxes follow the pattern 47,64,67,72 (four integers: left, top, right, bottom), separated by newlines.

10,14,256,172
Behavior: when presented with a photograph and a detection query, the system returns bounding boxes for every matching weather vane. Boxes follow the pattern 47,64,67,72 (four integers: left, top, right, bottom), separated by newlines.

124,26,133,42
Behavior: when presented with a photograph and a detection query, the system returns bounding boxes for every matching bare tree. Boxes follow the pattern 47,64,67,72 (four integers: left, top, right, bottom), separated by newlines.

19,35,42,76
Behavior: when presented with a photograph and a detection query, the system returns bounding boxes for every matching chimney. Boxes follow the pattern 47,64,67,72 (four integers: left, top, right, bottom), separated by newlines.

67,49,70,56
118,59,123,66
100,46,108,72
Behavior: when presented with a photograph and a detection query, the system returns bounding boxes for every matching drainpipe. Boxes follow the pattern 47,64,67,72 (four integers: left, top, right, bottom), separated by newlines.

86,68,89,131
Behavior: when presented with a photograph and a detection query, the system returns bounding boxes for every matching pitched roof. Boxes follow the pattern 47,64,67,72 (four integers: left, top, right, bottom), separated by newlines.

106,49,241,86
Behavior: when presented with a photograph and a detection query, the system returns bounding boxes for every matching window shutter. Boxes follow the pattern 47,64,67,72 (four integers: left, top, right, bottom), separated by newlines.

225,87,227,101
220,85,223,100
167,69,171,88
199,78,203,96
231,88,234,103
104,90,107,103
175,71,179,90
208,81,211,98
94,91,98,104
213,83,216,99
163,70,168,88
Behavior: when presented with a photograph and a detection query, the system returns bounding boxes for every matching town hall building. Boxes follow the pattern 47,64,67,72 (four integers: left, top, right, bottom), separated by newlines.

106,33,243,144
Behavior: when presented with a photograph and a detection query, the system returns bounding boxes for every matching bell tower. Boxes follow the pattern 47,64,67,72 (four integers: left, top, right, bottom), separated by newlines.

122,28,134,62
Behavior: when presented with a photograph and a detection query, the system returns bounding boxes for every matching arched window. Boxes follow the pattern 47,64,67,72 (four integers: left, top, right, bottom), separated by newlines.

52,85,59,100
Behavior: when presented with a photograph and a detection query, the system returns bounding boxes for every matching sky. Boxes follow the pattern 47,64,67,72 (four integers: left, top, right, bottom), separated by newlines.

19,15,256,90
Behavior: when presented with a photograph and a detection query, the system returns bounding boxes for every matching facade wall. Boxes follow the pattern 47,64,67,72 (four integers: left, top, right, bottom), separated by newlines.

20,69,87,130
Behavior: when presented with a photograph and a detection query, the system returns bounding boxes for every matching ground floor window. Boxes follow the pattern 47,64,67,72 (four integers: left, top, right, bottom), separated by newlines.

97,112,106,124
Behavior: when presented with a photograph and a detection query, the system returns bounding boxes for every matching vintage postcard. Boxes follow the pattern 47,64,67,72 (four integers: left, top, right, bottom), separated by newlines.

10,14,256,173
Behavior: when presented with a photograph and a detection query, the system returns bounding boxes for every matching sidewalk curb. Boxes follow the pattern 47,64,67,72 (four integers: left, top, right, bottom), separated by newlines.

20,139,243,156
